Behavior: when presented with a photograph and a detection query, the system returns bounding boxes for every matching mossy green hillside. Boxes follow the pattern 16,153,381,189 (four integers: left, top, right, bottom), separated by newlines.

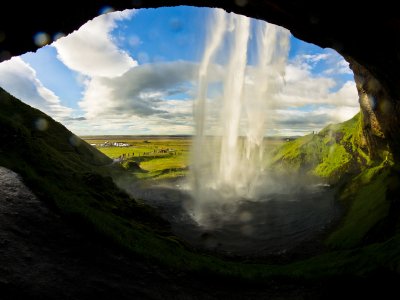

271,113,369,182
327,163,392,248
271,111,399,252
0,87,171,245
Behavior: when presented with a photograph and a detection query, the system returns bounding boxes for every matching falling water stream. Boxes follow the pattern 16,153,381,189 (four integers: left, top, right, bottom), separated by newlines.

190,10,290,226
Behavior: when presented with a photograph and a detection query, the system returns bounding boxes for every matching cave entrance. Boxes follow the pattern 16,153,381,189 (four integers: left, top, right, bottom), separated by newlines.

0,6,360,257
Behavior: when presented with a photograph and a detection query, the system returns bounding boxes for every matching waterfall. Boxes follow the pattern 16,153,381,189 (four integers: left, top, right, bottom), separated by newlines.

190,9,290,226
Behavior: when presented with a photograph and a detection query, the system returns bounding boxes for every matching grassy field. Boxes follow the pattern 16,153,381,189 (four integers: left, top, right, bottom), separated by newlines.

83,137,288,180
83,137,191,180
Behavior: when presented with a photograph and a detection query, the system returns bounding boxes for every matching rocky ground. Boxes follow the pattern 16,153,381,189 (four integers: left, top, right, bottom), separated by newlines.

0,166,322,299
1,166,396,299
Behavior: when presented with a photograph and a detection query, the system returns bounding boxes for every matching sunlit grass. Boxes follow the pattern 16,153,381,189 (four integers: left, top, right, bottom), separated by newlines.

327,164,391,248
270,113,370,183
84,138,191,180
90,137,287,181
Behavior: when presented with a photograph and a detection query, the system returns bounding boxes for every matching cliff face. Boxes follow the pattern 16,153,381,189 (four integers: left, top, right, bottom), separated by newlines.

0,0,399,160
349,58,399,160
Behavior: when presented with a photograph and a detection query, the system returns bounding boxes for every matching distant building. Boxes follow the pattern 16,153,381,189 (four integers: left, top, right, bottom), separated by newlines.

99,141,131,147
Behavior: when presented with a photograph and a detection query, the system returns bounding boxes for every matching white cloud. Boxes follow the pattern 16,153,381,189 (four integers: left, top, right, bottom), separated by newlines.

276,63,358,108
53,10,137,78
323,58,353,75
271,104,358,130
0,57,73,119
264,63,359,135
297,53,331,65
65,107,194,136
294,50,353,77
231,51,359,136
326,80,359,107
60,61,199,135
79,61,197,119
277,64,337,107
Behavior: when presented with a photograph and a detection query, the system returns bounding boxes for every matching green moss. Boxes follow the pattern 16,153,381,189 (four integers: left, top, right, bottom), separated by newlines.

327,165,390,248
271,113,370,183
271,111,398,253
314,144,352,178
271,134,314,173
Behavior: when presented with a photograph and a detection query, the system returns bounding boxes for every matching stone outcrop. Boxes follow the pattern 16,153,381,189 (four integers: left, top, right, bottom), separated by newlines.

349,58,397,159
0,0,399,160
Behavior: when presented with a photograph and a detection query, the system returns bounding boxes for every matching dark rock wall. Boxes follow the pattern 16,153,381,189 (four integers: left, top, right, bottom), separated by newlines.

1,0,399,159
349,58,399,160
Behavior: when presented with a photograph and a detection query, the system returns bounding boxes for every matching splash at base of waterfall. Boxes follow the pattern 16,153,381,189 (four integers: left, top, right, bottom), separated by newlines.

125,177,341,257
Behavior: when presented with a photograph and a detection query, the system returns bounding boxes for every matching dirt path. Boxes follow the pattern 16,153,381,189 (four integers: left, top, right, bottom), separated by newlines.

1,166,382,299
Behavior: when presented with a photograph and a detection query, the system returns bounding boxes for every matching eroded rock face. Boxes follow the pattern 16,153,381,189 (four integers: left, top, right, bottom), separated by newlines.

350,58,388,158
0,0,399,159
349,57,400,160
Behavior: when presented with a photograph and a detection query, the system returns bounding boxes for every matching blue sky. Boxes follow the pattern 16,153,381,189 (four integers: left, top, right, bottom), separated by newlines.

0,6,358,136
22,47,84,111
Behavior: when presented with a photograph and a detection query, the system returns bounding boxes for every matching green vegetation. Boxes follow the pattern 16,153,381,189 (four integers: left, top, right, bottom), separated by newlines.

83,138,190,180
271,111,400,255
0,87,174,258
1,87,399,283
271,113,369,183
327,164,391,248
89,137,286,181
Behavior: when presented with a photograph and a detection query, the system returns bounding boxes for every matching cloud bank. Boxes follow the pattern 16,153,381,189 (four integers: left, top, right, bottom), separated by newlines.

69,51,359,136
53,10,137,78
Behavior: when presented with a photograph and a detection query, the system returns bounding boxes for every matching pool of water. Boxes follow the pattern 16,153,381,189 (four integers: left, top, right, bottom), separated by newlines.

126,179,341,257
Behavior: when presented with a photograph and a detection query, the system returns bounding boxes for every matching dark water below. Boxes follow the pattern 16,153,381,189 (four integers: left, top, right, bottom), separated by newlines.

128,179,341,257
